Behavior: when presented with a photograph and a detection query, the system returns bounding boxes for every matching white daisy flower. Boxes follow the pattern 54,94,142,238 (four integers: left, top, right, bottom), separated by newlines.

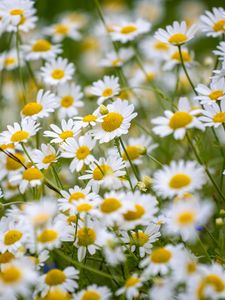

40,57,75,86
37,266,79,297
90,75,120,105
44,119,79,144
155,21,197,46
0,118,40,145
200,99,225,128
152,160,206,199
45,20,81,42
61,135,96,172
152,97,204,140
56,82,84,118
75,284,111,300
110,19,151,43
149,278,176,300
90,99,137,143
73,112,104,130
116,274,144,300
22,38,62,61
213,41,225,60
0,49,21,71
163,46,195,71
10,166,44,194
0,0,37,33
200,7,225,37
140,37,171,60
0,258,37,300
140,244,182,276
195,80,225,105
21,89,58,120
163,196,213,241
79,149,126,192
32,144,58,170
100,48,134,68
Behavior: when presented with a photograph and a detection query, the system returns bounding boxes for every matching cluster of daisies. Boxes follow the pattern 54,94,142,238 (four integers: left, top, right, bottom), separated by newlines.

0,0,225,299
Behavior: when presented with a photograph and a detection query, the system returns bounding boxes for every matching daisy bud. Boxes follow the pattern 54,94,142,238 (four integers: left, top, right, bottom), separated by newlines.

216,218,224,226
99,105,108,115
137,181,147,192
143,176,152,188
203,56,214,66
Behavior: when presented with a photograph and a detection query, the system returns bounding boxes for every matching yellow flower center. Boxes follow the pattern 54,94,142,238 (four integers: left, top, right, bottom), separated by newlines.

83,114,97,123
101,112,123,132
171,50,191,62
186,262,196,274
43,289,72,300
61,96,74,108
32,39,52,52
4,230,23,245
37,229,58,243
10,9,24,16
154,41,169,51
55,24,69,35
122,145,142,160
0,252,15,264
168,33,188,45
123,204,145,221
120,25,137,34
6,153,25,170
102,87,113,97
169,173,191,189
67,215,77,224
22,102,43,116
112,58,122,66
0,143,14,150
125,276,140,288
76,203,93,213
100,197,122,213
0,266,22,283
69,192,86,202
76,146,90,160
23,167,43,181
131,231,149,246
169,111,193,129
209,90,224,101
151,247,172,263
93,164,113,180
11,130,30,142
213,112,225,123
205,274,225,292
32,213,50,226
177,211,195,224
4,57,16,66
59,130,73,140
77,227,96,246
51,69,65,80
45,269,66,286
146,72,155,81
42,154,56,164
213,20,225,32
81,291,100,300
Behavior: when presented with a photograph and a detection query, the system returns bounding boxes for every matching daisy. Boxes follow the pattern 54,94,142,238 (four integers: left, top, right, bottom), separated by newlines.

60,135,96,172
0,118,40,145
140,244,182,276
44,119,79,144
200,100,225,128
200,7,225,37
21,89,58,120
32,144,58,170
163,196,213,241
22,38,62,61
0,258,37,300
100,48,134,68
90,75,120,105
10,166,44,194
155,21,197,46
1,49,20,71
0,0,37,33
40,57,75,86
163,46,195,71
56,82,84,118
74,284,111,300
37,288,72,300
110,19,151,43
90,99,137,143
152,97,204,140
152,160,206,198
116,274,143,300
58,185,99,213
79,149,126,192
45,20,81,42
36,267,79,297
195,81,225,105
73,112,103,130
140,37,171,60
149,278,176,300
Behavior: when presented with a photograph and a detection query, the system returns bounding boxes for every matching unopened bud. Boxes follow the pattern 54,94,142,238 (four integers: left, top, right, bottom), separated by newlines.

216,218,224,226
99,105,108,115
143,176,152,188
137,181,147,192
